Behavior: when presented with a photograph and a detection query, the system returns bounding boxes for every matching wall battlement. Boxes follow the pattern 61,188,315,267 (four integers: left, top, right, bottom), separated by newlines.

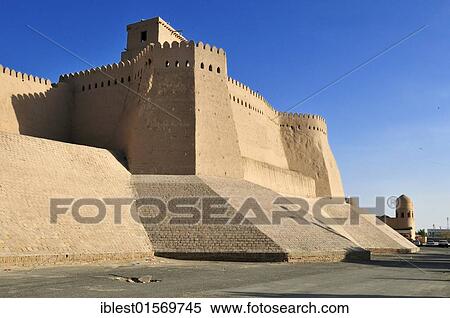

278,112,327,136
227,75,327,136
227,76,274,110
276,112,326,122
195,41,226,55
0,64,51,86
59,61,131,81
60,39,225,87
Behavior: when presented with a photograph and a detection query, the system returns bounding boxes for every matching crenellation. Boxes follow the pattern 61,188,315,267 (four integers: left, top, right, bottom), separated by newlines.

276,111,328,136
194,41,226,56
0,64,51,86
227,76,278,119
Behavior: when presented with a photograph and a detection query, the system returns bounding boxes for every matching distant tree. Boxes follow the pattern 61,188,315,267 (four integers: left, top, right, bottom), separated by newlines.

416,229,427,237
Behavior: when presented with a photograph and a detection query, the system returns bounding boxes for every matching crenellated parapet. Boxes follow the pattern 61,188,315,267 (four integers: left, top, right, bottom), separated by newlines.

59,38,228,94
59,59,138,93
227,76,278,119
64,38,226,92
194,41,227,77
227,77,274,108
59,40,218,92
277,112,327,136
226,75,328,135
137,39,225,69
195,41,226,55
0,64,51,86
59,60,131,81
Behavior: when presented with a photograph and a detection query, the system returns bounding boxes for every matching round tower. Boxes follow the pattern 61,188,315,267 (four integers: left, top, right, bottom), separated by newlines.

395,194,416,239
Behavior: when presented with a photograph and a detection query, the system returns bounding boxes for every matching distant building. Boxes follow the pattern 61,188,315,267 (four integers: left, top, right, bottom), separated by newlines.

427,229,450,241
378,195,416,239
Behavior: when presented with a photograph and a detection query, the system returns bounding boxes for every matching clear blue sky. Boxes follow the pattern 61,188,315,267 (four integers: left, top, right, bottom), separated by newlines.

1,0,449,230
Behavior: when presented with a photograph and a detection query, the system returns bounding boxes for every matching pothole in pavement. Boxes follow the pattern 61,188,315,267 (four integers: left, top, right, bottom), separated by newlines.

109,274,161,284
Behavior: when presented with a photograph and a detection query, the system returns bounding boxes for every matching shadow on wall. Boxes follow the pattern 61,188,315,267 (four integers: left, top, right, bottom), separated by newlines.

11,84,72,142
109,149,129,170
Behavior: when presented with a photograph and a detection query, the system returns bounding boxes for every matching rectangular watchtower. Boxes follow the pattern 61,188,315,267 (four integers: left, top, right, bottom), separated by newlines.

121,17,186,61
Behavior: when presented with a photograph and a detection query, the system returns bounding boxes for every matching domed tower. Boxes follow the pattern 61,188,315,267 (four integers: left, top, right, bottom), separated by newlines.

395,194,416,239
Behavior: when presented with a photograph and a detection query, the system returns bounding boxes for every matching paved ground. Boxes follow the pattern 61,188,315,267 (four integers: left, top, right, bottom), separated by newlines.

0,247,448,297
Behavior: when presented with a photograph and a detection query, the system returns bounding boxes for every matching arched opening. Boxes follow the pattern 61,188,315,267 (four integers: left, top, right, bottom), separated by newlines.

127,76,131,82
148,59,152,66
165,61,170,67
94,83,97,89
200,62,204,69
208,64,213,71
107,80,111,86
175,61,180,67
186,60,190,67
81,85,85,92
101,82,104,87
217,67,221,73
120,78,124,83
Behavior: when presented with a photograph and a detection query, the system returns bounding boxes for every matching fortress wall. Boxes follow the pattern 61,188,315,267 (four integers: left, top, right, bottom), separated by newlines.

60,60,137,149
278,112,327,136
226,78,338,197
125,41,196,174
0,65,71,141
319,138,345,197
0,132,153,266
60,41,196,174
242,157,315,197
227,77,289,169
194,43,243,178
279,113,344,197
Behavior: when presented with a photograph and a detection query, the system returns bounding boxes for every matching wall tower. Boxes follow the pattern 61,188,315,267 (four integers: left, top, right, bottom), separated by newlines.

121,17,186,61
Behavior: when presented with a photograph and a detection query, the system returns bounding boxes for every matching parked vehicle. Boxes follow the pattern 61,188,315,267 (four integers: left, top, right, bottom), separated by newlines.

412,240,421,246
426,240,439,247
438,240,449,248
